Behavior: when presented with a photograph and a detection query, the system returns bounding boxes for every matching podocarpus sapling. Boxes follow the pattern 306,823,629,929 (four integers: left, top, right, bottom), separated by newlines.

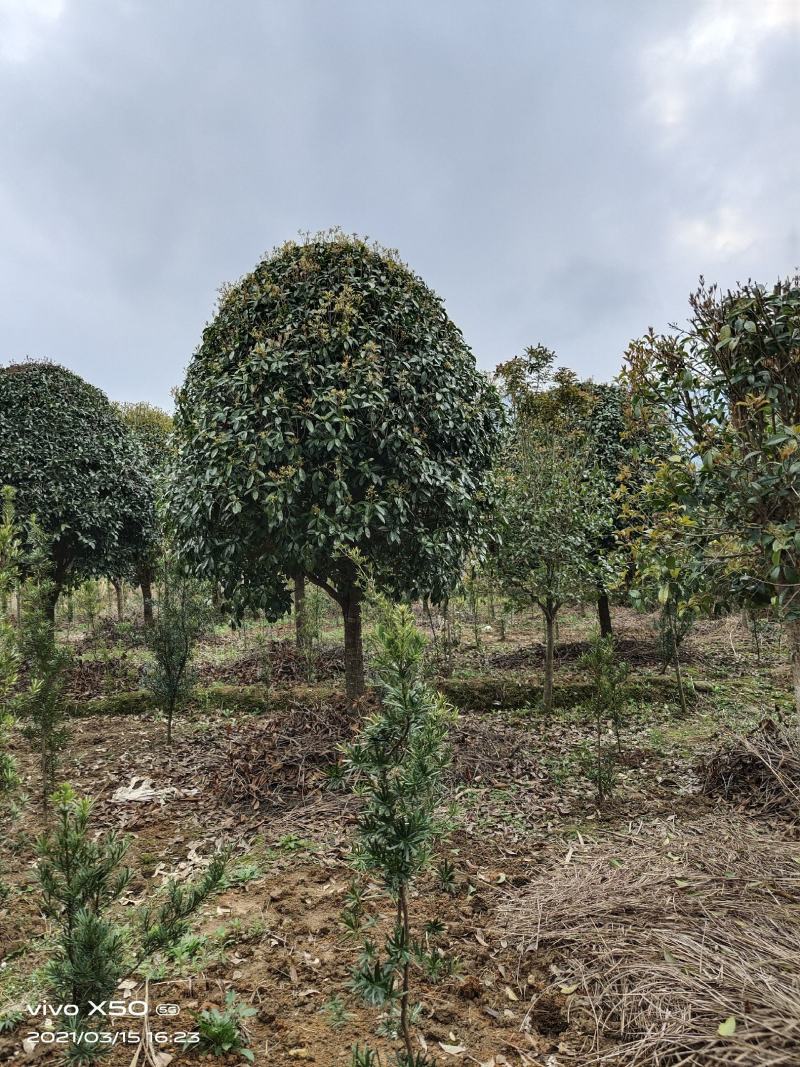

37,784,227,1062
143,556,212,744
343,602,454,1066
16,524,70,817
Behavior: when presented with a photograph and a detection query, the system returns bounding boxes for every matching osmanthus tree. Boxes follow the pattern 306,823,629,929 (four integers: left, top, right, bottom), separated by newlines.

585,378,675,636
116,402,174,625
494,346,614,713
495,431,613,714
496,345,660,639
628,276,800,712
168,232,504,700
628,467,713,716
0,362,154,618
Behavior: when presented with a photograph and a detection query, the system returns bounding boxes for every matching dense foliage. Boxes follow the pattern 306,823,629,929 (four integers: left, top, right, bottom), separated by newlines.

629,276,800,709
0,362,154,607
115,401,174,470
169,232,504,696
37,786,131,1061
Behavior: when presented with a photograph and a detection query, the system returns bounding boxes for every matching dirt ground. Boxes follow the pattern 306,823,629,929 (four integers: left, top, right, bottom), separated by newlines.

1,604,798,1066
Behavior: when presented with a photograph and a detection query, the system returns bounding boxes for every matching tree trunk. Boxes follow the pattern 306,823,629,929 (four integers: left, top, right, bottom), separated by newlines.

294,573,307,650
669,611,688,717
112,578,124,622
543,607,555,715
398,886,413,1060
596,710,604,801
212,583,223,613
140,570,154,627
785,615,800,715
45,583,60,626
597,590,613,637
342,590,365,701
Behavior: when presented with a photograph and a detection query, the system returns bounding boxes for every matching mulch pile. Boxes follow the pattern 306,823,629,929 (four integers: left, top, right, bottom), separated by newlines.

701,717,800,821
215,696,364,806
216,693,546,809
199,639,345,686
450,714,543,785
64,656,141,700
488,636,662,671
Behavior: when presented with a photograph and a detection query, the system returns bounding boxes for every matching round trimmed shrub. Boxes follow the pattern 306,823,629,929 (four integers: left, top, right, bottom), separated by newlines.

169,232,504,697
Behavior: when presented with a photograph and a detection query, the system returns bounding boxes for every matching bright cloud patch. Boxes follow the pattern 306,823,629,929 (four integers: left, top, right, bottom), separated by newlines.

0,0,66,64
643,0,800,132
673,206,756,261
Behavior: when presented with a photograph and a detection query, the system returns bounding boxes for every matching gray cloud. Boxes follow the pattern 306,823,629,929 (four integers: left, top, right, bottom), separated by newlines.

1,0,797,408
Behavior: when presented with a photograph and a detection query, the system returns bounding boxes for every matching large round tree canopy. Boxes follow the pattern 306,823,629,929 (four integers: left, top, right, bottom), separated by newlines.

170,232,504,617
0,361,154,588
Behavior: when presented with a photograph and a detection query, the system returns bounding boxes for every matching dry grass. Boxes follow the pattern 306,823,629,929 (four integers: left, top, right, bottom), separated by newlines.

499,815,800,1065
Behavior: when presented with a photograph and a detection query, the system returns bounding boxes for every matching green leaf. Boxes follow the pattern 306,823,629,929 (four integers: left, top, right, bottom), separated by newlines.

718,1016,737,1037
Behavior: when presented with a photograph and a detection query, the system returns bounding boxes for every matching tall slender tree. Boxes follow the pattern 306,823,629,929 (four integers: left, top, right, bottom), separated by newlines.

494,346,614,712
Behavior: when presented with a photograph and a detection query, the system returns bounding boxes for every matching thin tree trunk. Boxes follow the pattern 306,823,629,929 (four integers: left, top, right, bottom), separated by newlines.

399,886,413,1060
543,607,555,715
342,590,365,701
469,569,481,650
294,574,307,650
669,611,688,716
45,583,60,626
747,610,762,667
784,615,800,715
140,570,154,627
597,590,613,638
112,577,124,622
211,582,223,613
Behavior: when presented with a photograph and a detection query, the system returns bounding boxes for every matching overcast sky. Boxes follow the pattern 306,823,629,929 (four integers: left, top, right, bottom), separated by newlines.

1,0,798,410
